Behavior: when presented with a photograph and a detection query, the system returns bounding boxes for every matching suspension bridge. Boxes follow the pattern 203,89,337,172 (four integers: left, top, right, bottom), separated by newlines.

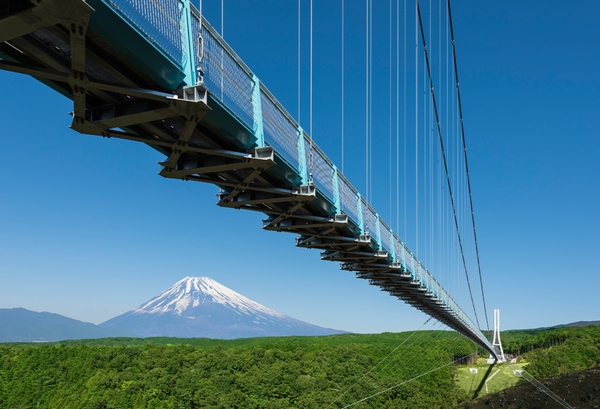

0,0,497,358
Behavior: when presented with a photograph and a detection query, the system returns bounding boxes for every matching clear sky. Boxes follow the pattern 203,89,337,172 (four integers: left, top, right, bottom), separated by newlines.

0,1,598,334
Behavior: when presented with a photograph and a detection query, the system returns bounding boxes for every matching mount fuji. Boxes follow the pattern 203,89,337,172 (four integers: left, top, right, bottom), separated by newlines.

100,277,346,339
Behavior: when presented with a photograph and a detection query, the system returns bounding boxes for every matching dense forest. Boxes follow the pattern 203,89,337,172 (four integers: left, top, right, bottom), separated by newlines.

0,326,598,408
505,325,600,378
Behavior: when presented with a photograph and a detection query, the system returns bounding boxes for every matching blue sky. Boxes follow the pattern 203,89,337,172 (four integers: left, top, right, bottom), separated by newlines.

0,1,598,334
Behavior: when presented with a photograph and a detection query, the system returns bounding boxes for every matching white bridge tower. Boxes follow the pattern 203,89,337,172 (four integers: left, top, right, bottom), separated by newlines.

492,309,506,362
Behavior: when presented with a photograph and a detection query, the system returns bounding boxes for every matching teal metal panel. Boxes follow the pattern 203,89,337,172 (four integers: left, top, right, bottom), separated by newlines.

204,94,257,150
332,166,341,214
297,126,308,185
87,0,186,90
252,75,265,147
181,0,196,85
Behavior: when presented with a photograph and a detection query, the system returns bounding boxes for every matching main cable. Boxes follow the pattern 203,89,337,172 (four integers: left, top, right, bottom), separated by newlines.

447,0,490,332
416,0,480,329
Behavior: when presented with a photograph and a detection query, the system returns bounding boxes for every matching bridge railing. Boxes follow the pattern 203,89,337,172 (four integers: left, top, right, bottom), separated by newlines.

99,0,488,346
101,0,186,71
261,90,301,172
190,8,488,343
193,10,255,130
339,177,360,224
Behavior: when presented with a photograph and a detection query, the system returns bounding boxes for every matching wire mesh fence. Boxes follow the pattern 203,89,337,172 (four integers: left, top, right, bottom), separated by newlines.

200,25,254,130
105,0,184,68
261,89,300,171
340,177,360,226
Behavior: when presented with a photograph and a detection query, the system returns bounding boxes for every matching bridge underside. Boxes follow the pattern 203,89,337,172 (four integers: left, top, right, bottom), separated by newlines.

0,0,496,358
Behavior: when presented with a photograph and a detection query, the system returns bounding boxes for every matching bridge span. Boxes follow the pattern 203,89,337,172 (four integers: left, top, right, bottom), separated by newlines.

0,0,496,357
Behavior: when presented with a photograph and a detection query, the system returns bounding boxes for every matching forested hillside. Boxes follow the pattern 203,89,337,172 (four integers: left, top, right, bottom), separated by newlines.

0,326,598,408
0,332,473,409
513,325,600,377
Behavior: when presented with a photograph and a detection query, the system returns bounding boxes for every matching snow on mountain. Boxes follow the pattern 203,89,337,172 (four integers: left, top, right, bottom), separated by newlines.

101,277,346,339
132,276,285,319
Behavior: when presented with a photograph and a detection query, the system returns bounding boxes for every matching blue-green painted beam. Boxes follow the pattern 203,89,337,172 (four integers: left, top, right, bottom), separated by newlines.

332,166,341,214
252,75,265,147
180,0,196,86
297,125,308,185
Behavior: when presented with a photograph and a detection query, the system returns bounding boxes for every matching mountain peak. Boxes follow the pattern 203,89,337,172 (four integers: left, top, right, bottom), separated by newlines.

132,276,284,318
101,276,346,339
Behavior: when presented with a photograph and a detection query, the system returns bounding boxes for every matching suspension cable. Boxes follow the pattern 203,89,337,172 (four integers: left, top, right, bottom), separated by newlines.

341,0,345,173
369,0,373,203
327,318,433,409
447,0,490,331
395,0,400,234
389,0,393,225
414,0,419,256
503,363,575,409
416,0,480,329
365,0,369,212
298,0,301,124
341,352,478,408
403,0,407,241
429,0,433,274
396,0,403,235
308,0,314,183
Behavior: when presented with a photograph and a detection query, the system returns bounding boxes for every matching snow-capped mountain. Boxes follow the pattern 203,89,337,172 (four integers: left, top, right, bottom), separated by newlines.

131,276,286,319
101,277,345,339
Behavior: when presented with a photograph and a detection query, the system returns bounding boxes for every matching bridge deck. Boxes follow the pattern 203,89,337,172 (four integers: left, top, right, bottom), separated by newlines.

0,0,495,356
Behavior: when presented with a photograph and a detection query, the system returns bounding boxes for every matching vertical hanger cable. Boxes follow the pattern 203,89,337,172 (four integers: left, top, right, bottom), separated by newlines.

389,0,393,225
342,0,345,173
309,0,313,183
298,0,301,124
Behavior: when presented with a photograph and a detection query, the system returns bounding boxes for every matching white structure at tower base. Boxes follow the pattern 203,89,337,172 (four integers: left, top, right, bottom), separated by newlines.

491,309,506,362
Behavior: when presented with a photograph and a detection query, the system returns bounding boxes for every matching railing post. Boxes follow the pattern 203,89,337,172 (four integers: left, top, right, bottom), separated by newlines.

252,74,265,147
297,125,308,184
390,230,396,262
375,214,382,249
357,194,365,234
332,165,341,214
180,0,196,86
400,243,406,269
